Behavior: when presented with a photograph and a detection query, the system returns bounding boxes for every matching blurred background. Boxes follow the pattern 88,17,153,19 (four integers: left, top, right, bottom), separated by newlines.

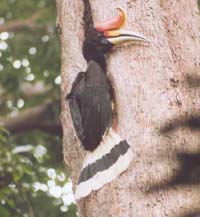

0,0,76,216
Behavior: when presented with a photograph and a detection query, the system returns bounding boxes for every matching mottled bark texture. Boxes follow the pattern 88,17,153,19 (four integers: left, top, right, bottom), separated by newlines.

56,0,200,216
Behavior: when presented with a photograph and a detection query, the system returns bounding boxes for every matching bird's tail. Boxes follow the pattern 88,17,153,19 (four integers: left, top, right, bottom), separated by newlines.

75,128,134,200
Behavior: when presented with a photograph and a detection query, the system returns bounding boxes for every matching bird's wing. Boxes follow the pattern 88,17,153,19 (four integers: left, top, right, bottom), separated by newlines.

68,97,86,143
67,72,86,143
78,62,112,150
67,62,112,151
81,88,112,151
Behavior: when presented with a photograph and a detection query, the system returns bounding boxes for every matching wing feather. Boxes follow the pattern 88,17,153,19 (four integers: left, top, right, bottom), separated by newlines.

67,61,112,151
67,72,86,143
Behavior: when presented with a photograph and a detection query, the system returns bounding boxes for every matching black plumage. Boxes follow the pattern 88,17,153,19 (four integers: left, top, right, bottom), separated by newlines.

66,0,114,151
67,61,112,151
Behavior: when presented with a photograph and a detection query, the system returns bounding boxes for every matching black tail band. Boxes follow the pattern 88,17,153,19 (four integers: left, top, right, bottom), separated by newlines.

78,140,130,183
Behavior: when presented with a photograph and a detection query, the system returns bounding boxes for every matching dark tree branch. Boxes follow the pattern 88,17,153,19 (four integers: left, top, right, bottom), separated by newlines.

0,82,50,107
1,100,62,136
0,11,47,33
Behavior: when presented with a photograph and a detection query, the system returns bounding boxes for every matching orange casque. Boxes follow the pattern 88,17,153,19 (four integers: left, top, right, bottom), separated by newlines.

95,8,126,32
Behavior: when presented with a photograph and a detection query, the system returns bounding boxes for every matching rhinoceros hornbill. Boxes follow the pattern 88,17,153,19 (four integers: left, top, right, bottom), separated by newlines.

66,0,149,200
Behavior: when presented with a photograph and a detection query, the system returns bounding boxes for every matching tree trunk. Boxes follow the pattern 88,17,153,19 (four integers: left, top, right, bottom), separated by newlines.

56,0,200,216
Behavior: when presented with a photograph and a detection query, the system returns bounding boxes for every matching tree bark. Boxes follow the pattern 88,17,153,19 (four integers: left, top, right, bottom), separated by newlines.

56,0,200,216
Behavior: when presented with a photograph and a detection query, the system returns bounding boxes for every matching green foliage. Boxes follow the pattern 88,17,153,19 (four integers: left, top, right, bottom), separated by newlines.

0,0,77,216
0,128,46,216
0,128,77,217
0,0,60,115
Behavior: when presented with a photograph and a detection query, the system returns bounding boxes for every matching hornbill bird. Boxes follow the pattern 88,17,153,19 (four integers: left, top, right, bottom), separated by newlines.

67,0,149,200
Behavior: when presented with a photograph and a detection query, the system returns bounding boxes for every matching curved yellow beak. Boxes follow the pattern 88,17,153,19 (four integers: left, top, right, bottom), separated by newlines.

105,30,150,45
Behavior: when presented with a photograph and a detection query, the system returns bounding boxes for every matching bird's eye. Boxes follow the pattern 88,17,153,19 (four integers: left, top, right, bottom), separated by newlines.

100,38,109,45
97,32,102,38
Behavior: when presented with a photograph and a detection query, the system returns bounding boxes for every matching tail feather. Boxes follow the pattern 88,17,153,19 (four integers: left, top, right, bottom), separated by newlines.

75,128,134,200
